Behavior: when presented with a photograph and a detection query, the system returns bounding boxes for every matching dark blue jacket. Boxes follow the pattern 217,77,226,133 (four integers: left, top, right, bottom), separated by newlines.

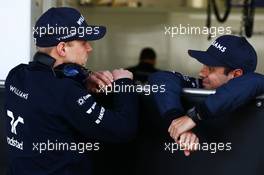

4,52,138,175
149,71,264,124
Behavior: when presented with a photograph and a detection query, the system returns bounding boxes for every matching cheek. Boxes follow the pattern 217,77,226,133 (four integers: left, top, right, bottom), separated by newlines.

66,48,76,58
208,74,229,88
66,48,83,63
207,74,222,88
65,52,75,62
77,47,87,56
73,47,82,55
71,48,85,59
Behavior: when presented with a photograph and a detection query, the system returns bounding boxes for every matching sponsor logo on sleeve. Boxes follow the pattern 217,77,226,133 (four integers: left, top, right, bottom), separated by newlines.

95,107,105,124
86,102,97,114
77,94,91,106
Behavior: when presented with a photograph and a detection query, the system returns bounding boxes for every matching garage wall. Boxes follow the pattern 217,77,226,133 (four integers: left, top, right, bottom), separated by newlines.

76,7,264,76
29,0,264,77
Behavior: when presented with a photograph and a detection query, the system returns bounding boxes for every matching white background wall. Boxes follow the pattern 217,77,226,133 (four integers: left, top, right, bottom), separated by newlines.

78,8,170,71
0,0,31,83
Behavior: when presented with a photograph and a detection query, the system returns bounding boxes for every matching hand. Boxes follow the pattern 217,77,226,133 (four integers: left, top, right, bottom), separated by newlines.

168,116,196,142
85,71,113,93
177,131,199,156
112,69,133,81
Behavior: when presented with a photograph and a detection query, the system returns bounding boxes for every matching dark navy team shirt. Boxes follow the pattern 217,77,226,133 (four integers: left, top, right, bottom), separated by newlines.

149,71,264,124
4,53,138,175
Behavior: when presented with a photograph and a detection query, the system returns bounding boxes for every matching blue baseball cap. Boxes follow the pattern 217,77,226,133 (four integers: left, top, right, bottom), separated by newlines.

188,35,257,73
33,7,106,47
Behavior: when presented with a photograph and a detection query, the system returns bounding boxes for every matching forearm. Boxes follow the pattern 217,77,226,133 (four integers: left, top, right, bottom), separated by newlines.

149,71,201,123
193,73,264,121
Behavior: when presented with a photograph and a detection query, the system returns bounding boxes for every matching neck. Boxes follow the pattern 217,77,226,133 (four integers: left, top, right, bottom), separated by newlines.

53,59,64,68
140,59,155,65
45,50,65,68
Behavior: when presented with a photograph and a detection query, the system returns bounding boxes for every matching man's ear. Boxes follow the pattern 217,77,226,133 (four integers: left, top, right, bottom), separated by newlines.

56,42,67,57
232,69,243,78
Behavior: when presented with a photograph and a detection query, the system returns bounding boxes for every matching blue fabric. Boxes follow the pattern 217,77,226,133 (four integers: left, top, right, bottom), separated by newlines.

188,35,257,73
149,71,264,122
34,7,106,47
200,72,264,118
149,71,201,123
4,54,138,175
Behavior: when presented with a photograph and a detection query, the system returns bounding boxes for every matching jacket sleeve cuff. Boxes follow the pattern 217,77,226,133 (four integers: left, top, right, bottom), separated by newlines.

186,107,202,124
195,102,212,121
114,78,134,86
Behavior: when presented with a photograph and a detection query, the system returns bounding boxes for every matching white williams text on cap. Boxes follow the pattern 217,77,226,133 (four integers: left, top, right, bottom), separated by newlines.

77,15,85,26
211,40,227,53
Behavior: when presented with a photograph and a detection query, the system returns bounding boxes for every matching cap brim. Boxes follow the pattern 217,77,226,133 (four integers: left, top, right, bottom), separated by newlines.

188,50,226,67
82,25,106,41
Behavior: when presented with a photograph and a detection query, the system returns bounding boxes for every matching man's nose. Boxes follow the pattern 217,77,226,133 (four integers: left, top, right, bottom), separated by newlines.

199,66,208,78
86,42,93,52
198,71,204,79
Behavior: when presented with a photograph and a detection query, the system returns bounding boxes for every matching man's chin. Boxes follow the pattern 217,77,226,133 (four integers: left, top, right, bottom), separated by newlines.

81,60,88,66
83,58,88,66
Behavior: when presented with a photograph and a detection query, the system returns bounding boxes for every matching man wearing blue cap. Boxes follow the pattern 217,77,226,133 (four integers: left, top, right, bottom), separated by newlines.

149,35,264,156
4,7,137,175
